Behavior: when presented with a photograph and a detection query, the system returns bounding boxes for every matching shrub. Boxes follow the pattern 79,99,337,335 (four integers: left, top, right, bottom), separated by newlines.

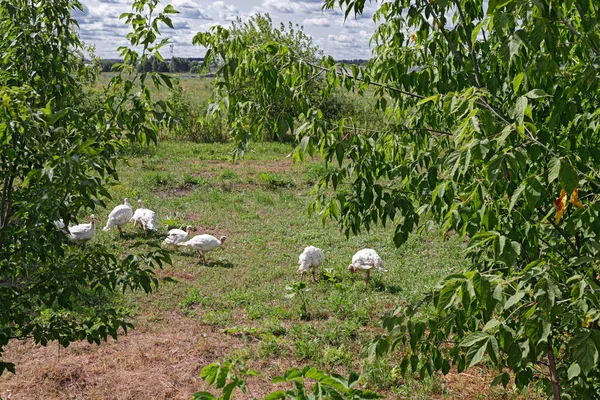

166,85,228,143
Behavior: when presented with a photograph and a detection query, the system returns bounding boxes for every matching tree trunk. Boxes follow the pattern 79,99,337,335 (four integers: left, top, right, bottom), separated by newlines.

547,337,561,400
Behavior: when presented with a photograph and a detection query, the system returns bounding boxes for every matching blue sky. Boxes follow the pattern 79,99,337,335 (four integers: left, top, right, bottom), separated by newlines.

74,0,379,60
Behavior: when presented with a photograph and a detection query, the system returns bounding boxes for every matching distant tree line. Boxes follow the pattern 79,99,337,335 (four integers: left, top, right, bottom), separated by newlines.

98,57,368,73
99,57,202,73
336,59,369,65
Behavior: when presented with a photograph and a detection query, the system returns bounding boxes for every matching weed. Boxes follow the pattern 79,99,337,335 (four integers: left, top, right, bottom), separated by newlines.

304,162,336,185
201,310,232,327
265,319,287,337
285,281,311,320
144,171,176,189
257,333,289,359
258,171,294,189
183,173,208,186
293,338,321,362
162,211,187,230
180,287,212,316
220,169,240,181
322,345,353,369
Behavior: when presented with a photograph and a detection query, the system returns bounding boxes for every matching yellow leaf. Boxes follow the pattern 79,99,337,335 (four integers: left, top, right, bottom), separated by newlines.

555,189,567,224
571,188,584,208
582,315,592,328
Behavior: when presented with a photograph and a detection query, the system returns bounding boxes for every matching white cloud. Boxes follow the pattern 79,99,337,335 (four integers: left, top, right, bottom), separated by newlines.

303,17,330,27
75,0,376,59
261,0,322,15
208,1,239,21
171,0,212,19
328,34,354,43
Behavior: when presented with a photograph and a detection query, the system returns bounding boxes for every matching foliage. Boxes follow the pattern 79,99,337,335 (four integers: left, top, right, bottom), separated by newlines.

190,61,201,74
0,0,177,375
138,55,170,72
170,57,191,73
100,59,121,72
285,281,311,320
166,84,228,143
193,0,600,397
194,362,383,400
193,14,330,149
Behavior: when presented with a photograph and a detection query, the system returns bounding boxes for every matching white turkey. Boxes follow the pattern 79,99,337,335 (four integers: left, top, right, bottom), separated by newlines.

178,234,227,264
164,225,193,246
348,248,387,287
103,198,133,235
130,199,158,232
68,215,96,245
297,246,324,282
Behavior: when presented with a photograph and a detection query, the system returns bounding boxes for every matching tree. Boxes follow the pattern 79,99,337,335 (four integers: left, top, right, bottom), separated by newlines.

194,0,600,397
170,57,190,73
193,14,326,147
0,0,177,375
100,59,120,72
189,61,201,74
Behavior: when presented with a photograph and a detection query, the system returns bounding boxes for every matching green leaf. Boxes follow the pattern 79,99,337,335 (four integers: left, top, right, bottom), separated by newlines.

524,176,544,210
513,72,524,93
222,382,237,400
487,336,499,364
559,160,579,193
483,319,501,333
508,35,521,62
335,142,344,166
511,96,528,123
459,331,489,347
191,392,217,400
574,339,598,374
509,182,526,212
200,363,220,386
437,281,460,311
524,89,549,99
548,157,560,183
567,363,581,380
465,338,489,368
264,391,286,400
504,291,525,310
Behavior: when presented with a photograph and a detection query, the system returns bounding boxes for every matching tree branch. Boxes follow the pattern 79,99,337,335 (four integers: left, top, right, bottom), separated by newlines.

305,61,425,100
547,337,561,400
429,8,466,73
547,212,580,256
539,235,569,263
453,0,483,87
558,8,600,56
0,175,14,230
0,174,10,229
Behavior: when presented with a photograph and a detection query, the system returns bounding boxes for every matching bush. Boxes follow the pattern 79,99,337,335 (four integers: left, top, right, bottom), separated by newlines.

166,85,228,143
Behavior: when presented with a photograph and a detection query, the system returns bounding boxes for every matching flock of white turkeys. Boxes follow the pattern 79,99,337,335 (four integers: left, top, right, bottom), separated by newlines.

62,198,387,285
59,198,226,264
297,246,387,287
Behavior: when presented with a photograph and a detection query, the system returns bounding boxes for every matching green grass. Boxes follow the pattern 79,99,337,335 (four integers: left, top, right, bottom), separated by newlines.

83,139,475,396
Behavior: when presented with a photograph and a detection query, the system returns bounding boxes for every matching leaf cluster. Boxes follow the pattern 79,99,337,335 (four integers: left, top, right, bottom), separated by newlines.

194,362,383,400
194,0,600,396
0,0,176,376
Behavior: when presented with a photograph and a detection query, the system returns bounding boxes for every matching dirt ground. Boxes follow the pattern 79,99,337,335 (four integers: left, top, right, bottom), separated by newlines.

0,311,514,400
0,312,284,400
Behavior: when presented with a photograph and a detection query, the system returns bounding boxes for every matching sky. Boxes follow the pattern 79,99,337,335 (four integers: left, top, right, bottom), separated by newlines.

74,0,380,60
